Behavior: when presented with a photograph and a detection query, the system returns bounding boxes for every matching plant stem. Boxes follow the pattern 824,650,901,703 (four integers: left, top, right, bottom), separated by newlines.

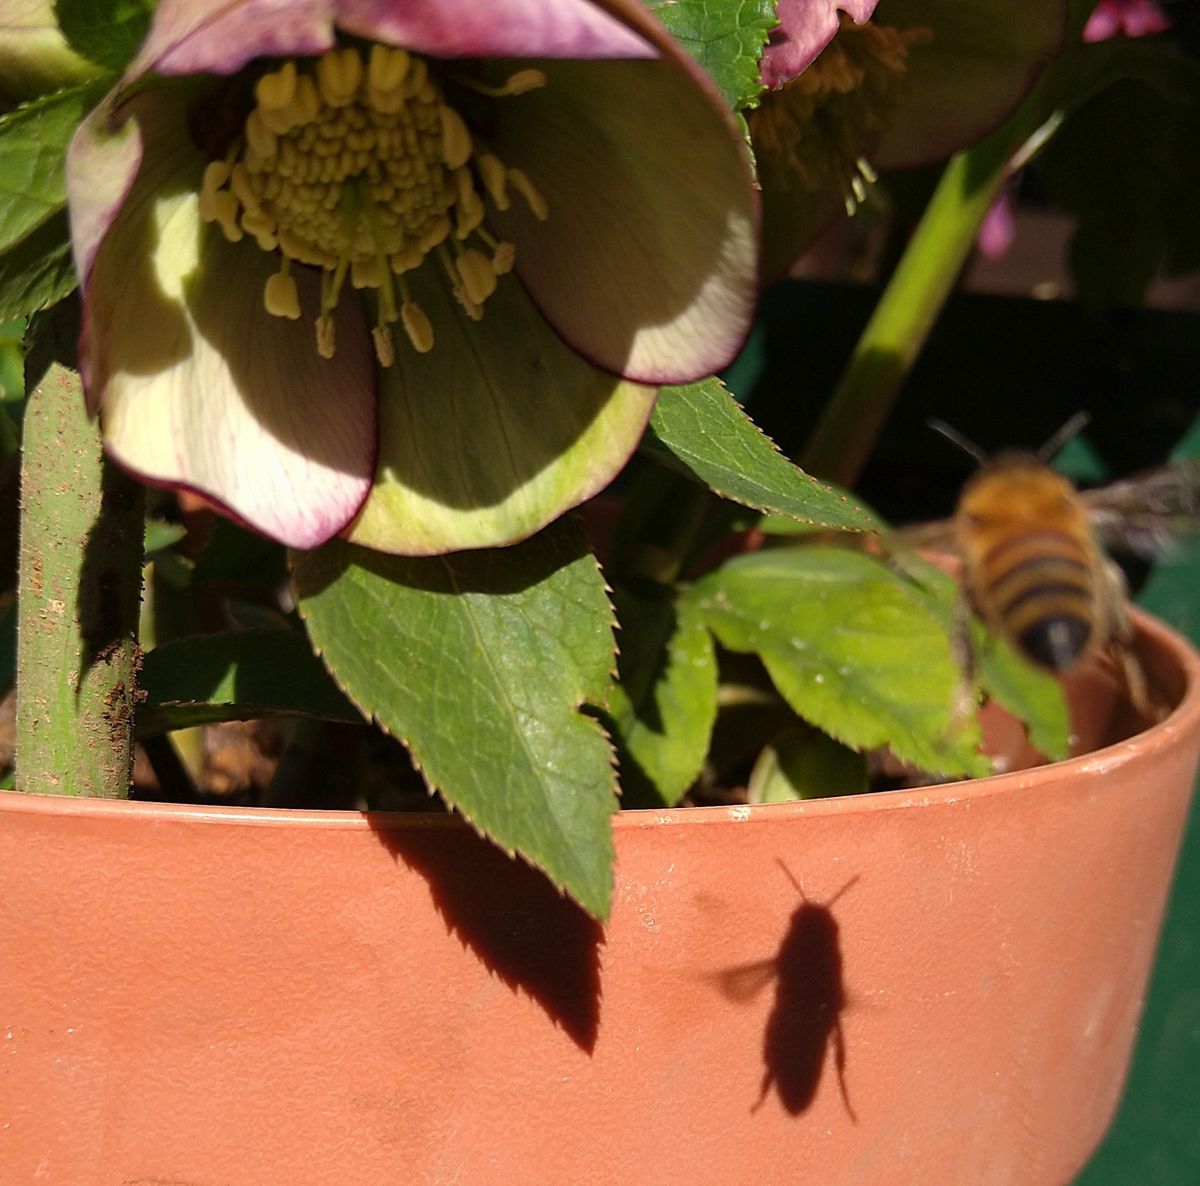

16,362,144,797
800,88,1053,487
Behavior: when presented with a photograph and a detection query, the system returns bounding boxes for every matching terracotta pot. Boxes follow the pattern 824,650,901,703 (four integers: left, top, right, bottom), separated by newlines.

3,609,1199,1186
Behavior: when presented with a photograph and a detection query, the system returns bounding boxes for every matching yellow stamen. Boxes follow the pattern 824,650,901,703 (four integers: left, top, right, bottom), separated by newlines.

507,168,548,220
264,266,301,319
199,43,550,365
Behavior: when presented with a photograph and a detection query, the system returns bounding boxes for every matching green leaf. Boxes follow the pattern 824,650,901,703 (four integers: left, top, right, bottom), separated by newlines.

0,209,77,320
55,0,154,75
747,724,867,802
645,378,880,531
0,81,105,254
137,629,362,737
645,0,776,110
293,522,619,920
605,583,717,806
884,551,1071,761
691,546,992,778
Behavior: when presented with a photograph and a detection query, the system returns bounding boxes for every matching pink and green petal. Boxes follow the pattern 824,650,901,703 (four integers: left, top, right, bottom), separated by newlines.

762,0,879,89
127,0,336,80
337,0,656,61
76,94,376,549
486,54,757,386
346,264,656,556
870,0,1067,169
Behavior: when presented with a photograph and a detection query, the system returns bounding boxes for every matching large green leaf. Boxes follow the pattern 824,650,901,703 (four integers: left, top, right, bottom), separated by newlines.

0,81,104,253
747,724,867,802
605,583,717,806
137,628,362,736
0,208,77,319
645,378,880,531
55,0,154,75
293,522,619,919
691,546,992,778
644,0,776,110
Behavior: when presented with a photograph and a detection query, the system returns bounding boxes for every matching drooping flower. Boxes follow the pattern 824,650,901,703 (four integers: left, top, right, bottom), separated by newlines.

67,0,758,553
751,0,1067,278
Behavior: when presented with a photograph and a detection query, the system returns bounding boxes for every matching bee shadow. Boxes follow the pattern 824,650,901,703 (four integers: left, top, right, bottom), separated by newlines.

368,817,603,1053
715,863,858,1119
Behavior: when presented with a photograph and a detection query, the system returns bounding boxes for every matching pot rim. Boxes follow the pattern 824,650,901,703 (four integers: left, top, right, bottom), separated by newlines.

4,606,1199,833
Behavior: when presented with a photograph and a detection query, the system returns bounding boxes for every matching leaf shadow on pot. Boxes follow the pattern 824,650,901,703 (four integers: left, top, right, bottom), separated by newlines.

368,817,603,1053
715,864,858,1119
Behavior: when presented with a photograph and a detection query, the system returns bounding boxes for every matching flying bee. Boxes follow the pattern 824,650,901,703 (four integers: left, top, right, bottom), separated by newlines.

905,415,1200,719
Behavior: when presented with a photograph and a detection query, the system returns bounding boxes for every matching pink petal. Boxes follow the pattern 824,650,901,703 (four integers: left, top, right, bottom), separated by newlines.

761,0,879,89
337,0,656,60
128,0,336,79
977,191,1016,260
75,93,376,549
486,52,758,385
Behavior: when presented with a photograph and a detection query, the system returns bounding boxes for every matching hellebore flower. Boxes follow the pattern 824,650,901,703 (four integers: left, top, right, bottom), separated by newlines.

750,0,1067,278
1084,0,1170,43
67,0,757,553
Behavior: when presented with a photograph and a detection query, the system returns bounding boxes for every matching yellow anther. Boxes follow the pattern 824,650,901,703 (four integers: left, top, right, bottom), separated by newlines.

372,324,395,367
491,241,515,275
199,188,243,242
256,61,298,111
476,154,509,209
264,270,301,319
369,44,409,92
316,313,336,359
202,159,232,194
405,56,428,98
455,247,497,305
244,109,277,163
400,300,434,353
200,44,550,364
316,47,363,107
507,168,548,220
501,69,546,95
440,105,472,169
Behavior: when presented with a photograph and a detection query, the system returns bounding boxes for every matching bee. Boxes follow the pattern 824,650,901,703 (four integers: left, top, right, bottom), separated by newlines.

907,415,1200,718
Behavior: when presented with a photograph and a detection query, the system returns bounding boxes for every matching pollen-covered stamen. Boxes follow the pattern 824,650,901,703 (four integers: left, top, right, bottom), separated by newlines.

750,16,930,211
199,45,550,365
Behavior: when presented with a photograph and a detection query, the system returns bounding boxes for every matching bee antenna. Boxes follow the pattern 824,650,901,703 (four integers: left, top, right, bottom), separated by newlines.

927,418,989,467
1037,410,1091,462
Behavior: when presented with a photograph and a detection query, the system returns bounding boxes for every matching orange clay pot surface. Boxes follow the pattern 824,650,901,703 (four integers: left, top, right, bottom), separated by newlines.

2,609,1199,1186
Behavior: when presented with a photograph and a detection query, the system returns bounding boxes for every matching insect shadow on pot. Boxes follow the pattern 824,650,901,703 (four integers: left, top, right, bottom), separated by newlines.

714,862,858,1119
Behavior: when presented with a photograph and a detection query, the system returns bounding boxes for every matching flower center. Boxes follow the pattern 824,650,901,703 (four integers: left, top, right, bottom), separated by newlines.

751,17,930,212
199,45,548,366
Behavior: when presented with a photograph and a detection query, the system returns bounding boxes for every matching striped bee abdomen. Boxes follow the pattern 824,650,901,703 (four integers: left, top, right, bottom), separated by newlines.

979,529,1096,671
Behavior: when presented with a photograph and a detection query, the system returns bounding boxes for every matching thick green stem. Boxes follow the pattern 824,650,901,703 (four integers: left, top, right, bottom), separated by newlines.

800,88,1053,487
16,363,144,797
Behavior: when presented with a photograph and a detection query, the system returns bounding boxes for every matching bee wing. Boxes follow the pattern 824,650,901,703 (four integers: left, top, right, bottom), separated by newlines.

895,516,957,554
1083,457,1200,559
709,959,779,1002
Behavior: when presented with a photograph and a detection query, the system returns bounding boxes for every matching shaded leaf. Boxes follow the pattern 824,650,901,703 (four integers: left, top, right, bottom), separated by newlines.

137,628,362,737
0,81,104,253
0,208,77,320
645,378,880,531
55,0,154,74
747,724,867,802
606,583,717,806
293,522,618,919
